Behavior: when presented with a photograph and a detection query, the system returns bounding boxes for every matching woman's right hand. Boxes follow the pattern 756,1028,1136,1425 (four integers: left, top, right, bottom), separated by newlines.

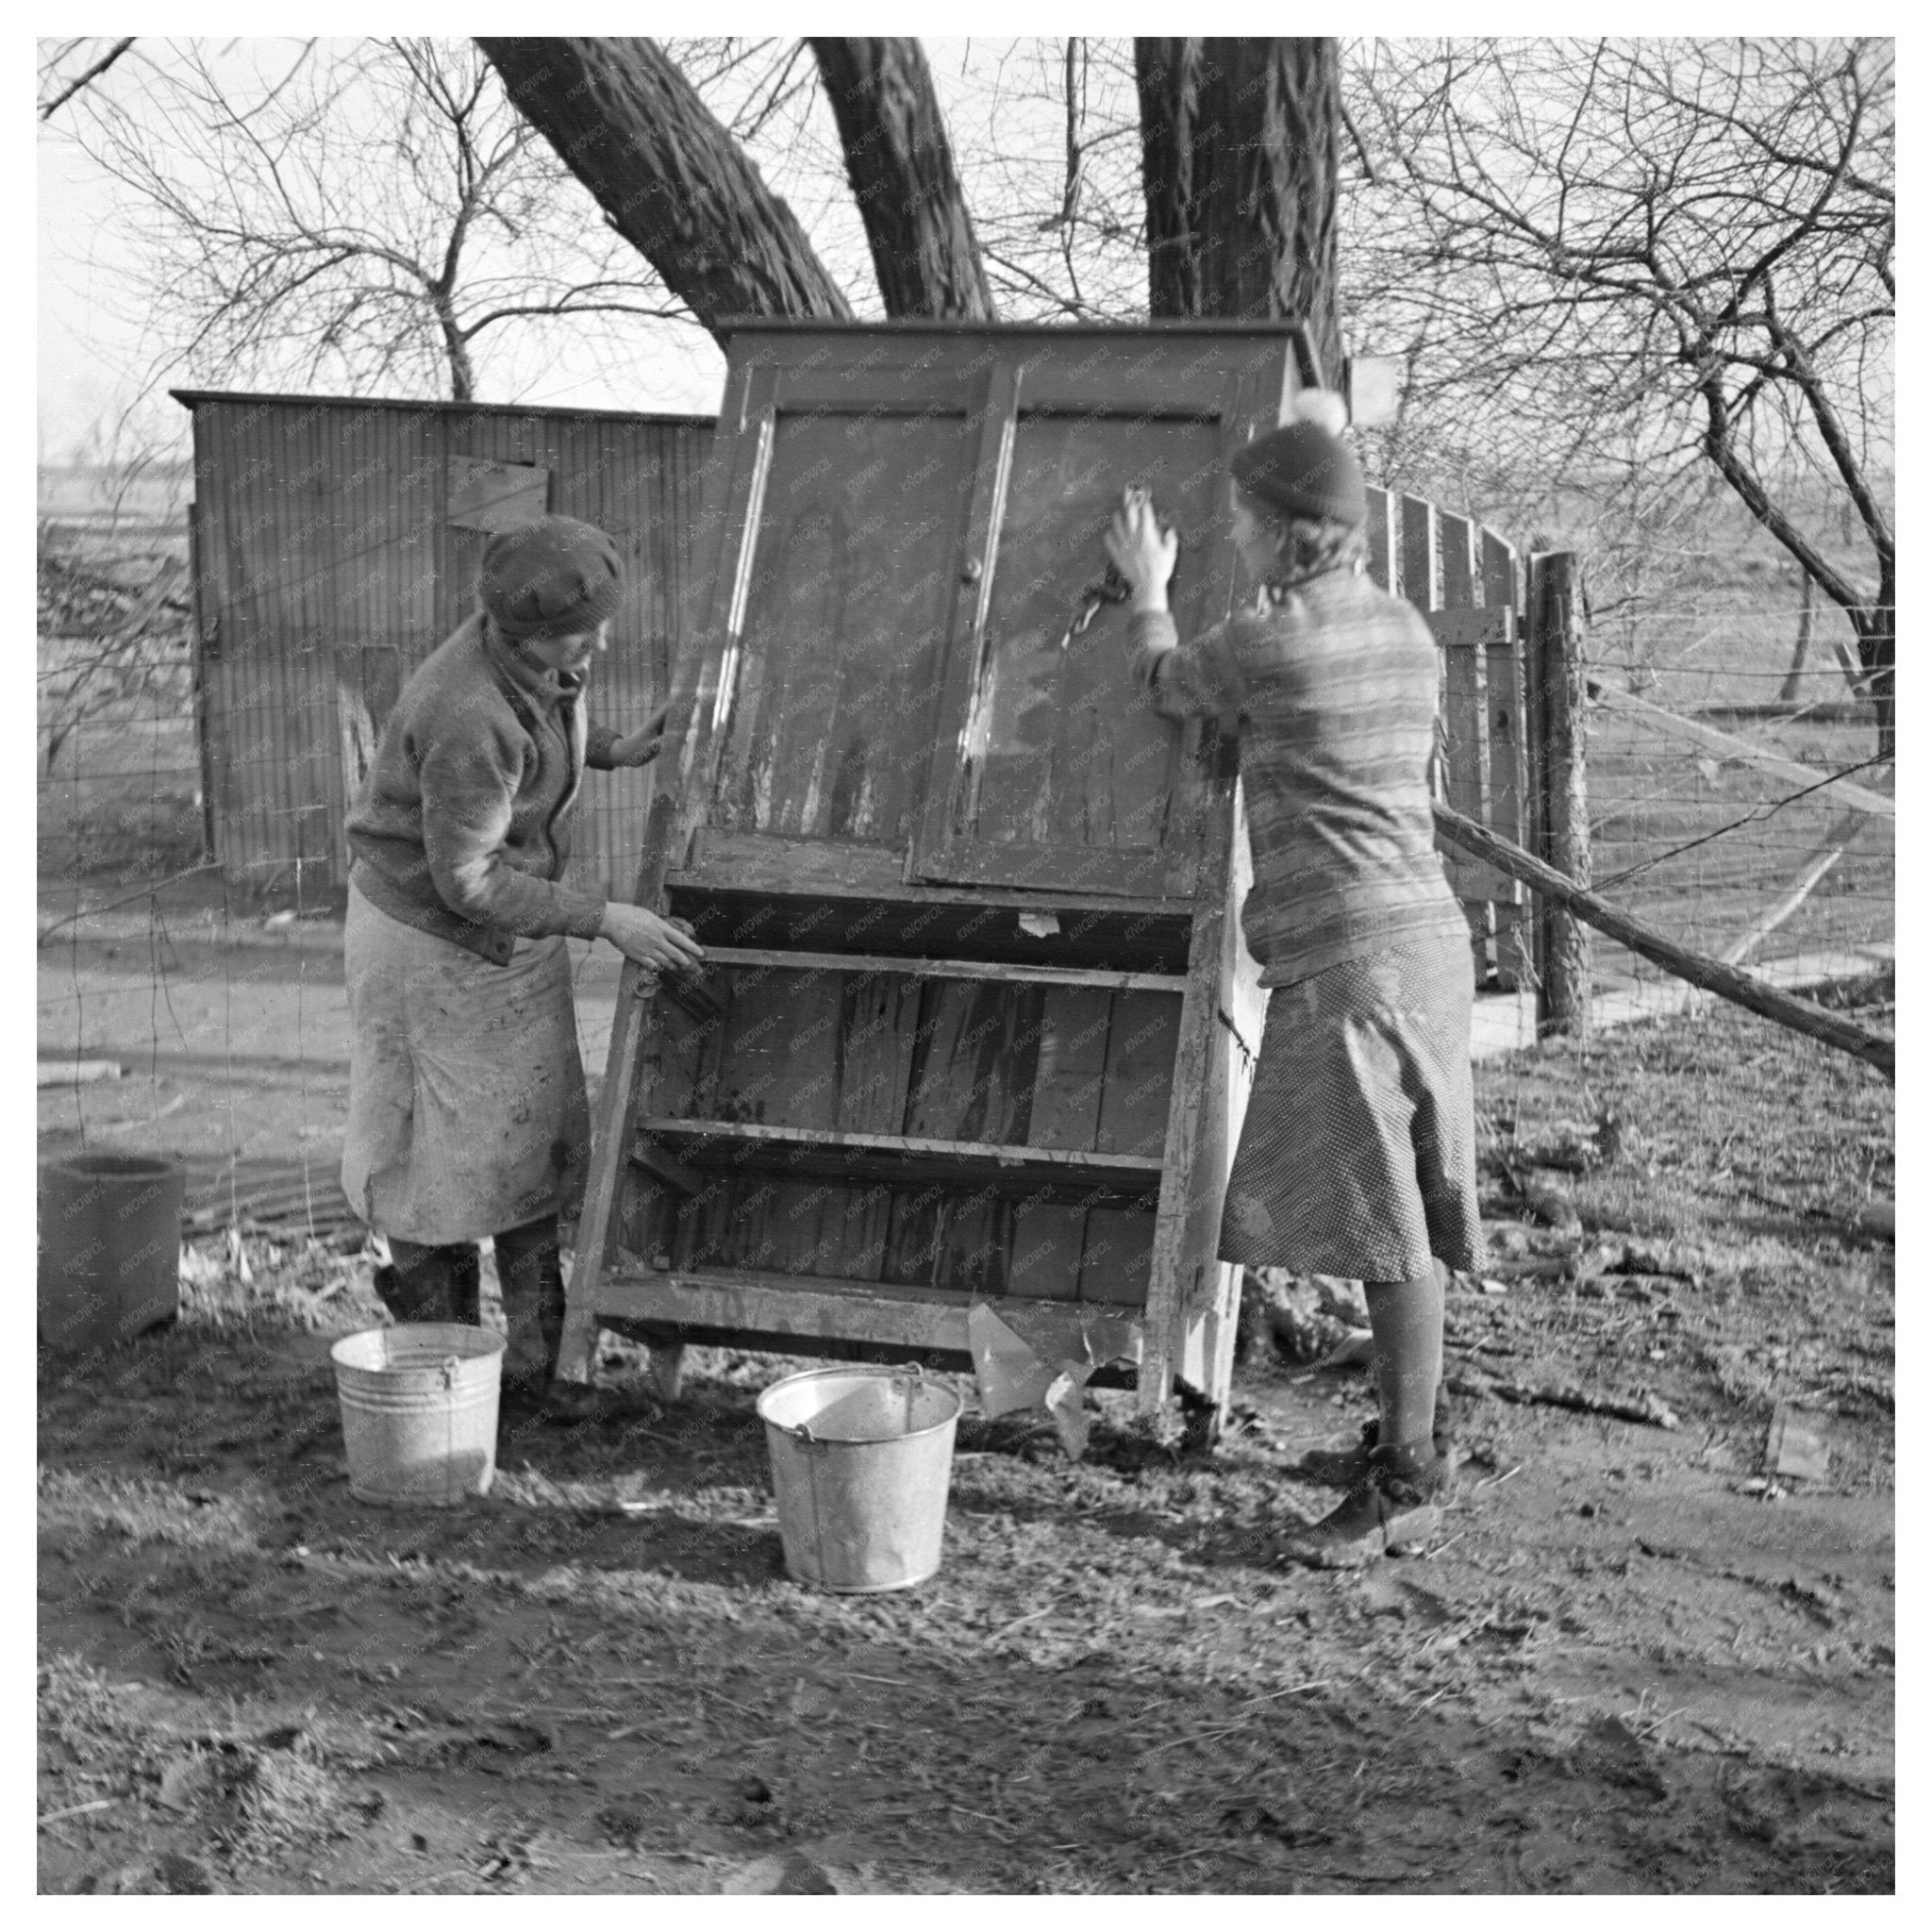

1105,489,1179,610
597,903,706,974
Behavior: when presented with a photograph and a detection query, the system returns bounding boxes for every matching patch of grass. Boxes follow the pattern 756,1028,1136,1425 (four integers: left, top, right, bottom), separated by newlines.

177,1239,386,1338
201,1733,363,1867
38,1468,263,1553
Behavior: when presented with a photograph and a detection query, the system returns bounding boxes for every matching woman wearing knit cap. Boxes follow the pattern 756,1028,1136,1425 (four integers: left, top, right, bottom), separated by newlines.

341,514,704,1417
1106,393,1484,1566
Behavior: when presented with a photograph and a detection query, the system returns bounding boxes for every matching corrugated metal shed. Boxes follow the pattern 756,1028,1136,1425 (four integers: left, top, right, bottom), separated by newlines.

173,389,712,901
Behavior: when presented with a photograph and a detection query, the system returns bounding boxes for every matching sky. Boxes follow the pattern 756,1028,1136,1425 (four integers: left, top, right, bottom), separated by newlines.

35,37,741,464
33,32,1129,466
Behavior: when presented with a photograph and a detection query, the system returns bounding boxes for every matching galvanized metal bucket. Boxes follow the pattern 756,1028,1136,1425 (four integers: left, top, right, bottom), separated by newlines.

757,1367,963,1592
38,1152,184,1355
330,1323,505,1507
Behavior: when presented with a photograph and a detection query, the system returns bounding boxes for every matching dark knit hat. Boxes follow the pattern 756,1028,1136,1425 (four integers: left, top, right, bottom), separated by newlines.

477,515,625,641
1229,420,1366,529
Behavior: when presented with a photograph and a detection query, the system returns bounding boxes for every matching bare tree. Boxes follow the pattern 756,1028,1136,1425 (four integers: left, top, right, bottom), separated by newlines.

478,38,854,334
1347,38,1894,753
56,38,684,402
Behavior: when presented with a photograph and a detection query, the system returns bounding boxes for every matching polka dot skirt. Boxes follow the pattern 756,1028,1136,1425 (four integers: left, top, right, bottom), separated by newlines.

1220,930,1487,1281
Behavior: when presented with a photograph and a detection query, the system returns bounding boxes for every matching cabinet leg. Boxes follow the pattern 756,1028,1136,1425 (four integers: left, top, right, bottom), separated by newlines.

646,1341,686,1404
1174,1377,1225,1453
554,1300,599,1386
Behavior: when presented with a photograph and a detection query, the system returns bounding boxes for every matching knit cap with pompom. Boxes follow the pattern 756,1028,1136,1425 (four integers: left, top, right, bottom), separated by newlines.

477,515,626,641
1229,390,1364,528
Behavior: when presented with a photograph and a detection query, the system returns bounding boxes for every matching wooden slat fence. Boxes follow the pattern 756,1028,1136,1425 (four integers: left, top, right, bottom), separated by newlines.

1362,485,1530,985
176,391,709,902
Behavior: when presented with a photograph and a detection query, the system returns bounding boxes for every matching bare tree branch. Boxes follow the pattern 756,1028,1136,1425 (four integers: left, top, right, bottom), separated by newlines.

39,37,135,121
50,39,682,404
479,36,852,335
808,38,996,320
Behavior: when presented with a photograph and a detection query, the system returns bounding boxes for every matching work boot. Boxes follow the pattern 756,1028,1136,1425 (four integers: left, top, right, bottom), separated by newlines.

1296,1386,1456,1489
375,1241,481,1326
1279,1441,1454,1570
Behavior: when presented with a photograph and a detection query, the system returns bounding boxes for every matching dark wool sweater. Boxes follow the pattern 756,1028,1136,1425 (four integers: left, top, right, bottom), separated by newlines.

345,614,622,965
1130,568,1467,988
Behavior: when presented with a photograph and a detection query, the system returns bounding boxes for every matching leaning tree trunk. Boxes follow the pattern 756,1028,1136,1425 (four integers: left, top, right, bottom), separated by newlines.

477,37,851,335
1134,38,1343,383
808,39,995,320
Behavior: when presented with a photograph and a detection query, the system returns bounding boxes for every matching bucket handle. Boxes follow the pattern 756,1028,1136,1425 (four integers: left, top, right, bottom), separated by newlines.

441,1355,460,1391
893,1361,925,1432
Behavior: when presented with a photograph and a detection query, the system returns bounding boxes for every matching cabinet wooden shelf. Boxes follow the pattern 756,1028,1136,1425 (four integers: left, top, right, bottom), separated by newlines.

589,1266,1159,1379
697,945,1187,995
635,1118,1167,1197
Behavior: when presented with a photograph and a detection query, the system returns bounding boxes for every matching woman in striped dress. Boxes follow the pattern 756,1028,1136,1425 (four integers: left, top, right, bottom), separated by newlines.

1106,397,1484,1566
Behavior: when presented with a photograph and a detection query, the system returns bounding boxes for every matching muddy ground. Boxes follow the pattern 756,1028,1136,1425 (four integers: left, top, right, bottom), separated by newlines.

37,1000,1893,1895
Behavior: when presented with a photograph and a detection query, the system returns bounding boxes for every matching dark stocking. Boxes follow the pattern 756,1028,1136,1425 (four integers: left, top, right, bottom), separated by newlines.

377,1239,481,1326
494,1215,567,1389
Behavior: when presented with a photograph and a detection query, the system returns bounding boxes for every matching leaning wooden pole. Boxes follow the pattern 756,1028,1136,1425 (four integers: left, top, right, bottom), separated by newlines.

1432,804,1894,1083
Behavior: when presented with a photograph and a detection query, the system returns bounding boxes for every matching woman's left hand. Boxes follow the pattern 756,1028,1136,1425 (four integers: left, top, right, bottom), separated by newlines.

607,701,672,767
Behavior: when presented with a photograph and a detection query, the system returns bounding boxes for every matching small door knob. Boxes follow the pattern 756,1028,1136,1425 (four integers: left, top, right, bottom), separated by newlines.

960,558,983,585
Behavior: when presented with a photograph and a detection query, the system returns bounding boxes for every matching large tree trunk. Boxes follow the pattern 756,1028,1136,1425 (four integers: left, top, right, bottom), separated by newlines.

1134,38,1343,382
477,38,851,336
808,40,995,321
1134,39,1200,321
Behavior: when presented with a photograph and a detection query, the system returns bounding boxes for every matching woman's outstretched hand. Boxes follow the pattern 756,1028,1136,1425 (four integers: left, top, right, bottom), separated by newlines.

606,700,673,767
597,902,705,974
1104,490,1180,612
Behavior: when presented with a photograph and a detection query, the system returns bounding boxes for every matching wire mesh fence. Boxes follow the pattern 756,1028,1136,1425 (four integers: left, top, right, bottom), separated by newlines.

1579,595,1893,1024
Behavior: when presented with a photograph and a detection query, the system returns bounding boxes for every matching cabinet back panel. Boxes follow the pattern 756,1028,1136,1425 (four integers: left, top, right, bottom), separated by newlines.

672,1175,1153,1306
661,966,1183,1158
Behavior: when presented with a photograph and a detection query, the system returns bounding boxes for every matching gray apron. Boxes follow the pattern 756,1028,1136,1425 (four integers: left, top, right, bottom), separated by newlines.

341,886,591,1246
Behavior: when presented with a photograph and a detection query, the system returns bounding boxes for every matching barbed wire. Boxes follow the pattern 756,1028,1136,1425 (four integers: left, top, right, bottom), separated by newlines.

1589,756,1893,895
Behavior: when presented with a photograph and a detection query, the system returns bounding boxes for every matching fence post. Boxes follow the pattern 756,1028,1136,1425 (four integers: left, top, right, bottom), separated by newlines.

1527,552,1591,1036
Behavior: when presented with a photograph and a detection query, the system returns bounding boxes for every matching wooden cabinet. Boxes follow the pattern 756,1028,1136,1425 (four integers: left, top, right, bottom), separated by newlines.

562,322,1313,1429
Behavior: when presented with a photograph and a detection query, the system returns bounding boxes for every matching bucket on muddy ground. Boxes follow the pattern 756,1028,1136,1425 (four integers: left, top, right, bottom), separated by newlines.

756,1366,964,1592
329,1323,505,1506
37,1152,185,1355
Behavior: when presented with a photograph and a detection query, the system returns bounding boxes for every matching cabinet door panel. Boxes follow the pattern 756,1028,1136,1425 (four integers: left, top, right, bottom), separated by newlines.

963,413,1217,854
912,368,1263,898
708,408,975,846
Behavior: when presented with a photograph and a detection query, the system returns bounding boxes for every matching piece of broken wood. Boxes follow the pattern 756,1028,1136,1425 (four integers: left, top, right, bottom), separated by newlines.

1765,1403,1831,1483
1447,1369,1680,1430
36,1059,123,1087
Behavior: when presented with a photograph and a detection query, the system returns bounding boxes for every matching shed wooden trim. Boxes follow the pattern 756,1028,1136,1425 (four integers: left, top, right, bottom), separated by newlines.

170,387,712,427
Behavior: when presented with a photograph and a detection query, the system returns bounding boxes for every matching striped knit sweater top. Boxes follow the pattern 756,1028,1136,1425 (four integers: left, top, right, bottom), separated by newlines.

1130,566,1467,989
